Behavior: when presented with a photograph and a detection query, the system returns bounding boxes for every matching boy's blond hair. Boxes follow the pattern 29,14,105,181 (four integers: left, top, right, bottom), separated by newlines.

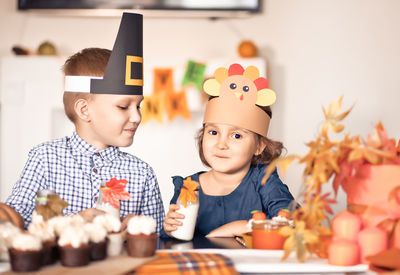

62,48,111,123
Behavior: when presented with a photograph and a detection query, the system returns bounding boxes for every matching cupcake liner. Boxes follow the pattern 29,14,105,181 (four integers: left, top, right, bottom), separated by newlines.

41,241,58,265
8,248,42,272
59,244,90,267
127,233,157,257
90,240,108,261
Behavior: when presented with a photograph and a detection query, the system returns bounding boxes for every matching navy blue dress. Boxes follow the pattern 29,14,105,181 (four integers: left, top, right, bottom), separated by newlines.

169,163,295,236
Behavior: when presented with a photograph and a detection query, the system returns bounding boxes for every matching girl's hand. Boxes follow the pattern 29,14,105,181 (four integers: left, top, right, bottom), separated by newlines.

163,204,185,235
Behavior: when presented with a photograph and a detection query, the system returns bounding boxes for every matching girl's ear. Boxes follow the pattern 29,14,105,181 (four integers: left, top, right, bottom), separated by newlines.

255,137,268,156
74,98,90,122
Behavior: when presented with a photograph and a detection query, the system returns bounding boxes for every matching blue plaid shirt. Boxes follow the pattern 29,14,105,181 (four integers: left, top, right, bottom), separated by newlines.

6,132,165,232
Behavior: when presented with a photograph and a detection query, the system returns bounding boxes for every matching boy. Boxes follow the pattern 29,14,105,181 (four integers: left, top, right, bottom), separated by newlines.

6,13,165,232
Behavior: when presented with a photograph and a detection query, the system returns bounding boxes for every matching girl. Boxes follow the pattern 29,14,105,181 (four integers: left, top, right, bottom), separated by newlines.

163,64,295,237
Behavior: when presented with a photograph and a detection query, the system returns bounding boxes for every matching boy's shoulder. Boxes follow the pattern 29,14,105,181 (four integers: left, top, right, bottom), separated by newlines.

29,136,69,154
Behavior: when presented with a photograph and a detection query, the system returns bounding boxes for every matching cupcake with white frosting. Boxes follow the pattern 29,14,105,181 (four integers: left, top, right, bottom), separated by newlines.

28,211,58,265
84,222,108,261
47,215,72,237
126,215,157,257
93,213,125,257
8,232,42,272
58,224,90,267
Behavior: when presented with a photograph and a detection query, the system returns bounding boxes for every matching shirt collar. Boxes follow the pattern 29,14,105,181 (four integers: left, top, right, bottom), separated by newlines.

69,131,119,162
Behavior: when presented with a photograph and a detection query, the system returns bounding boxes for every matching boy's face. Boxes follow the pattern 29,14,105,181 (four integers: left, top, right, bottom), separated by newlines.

87,94,143,149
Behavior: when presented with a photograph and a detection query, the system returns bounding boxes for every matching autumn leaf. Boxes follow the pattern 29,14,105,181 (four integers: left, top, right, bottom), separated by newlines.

280,221,318,262
297,195,331,227
262,155,298,185
321,96,353,137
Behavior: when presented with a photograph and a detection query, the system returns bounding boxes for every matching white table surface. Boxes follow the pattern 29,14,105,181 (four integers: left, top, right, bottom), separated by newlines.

159,248,372,274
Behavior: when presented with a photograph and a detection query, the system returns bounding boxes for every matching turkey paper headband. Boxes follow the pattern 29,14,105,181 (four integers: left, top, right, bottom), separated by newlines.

64,13,143,95
203,63,276,137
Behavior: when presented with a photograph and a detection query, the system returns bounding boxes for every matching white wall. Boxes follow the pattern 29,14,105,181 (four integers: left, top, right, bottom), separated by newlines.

1,0,400,215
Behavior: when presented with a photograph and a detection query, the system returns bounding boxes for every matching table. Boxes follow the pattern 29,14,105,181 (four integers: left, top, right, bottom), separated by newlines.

159,236,372,274
0,236,372,274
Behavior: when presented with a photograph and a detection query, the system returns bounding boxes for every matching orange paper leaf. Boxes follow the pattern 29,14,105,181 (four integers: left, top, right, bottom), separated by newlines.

178,177,199,208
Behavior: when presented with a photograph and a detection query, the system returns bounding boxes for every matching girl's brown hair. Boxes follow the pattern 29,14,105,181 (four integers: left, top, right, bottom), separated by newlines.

196,104,284,167
62,48,111,123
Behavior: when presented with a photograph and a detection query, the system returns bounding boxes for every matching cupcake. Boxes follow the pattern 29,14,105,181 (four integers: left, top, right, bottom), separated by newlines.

93,213,124,257
0,221,21,261
84,222,108,261
8,232,42,272
126,215,157,257
47,215,72,238
28,211,58,265
58,224,90,267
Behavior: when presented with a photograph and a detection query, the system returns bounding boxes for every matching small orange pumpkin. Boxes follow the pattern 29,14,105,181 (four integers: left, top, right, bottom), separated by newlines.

238,40,258,58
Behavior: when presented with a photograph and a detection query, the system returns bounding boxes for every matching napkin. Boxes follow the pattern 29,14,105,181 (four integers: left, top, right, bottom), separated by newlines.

129,251,238,275
366,248,400,272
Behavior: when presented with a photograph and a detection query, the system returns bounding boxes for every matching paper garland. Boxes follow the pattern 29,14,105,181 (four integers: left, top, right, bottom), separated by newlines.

181,60,206,91
141,66,195,123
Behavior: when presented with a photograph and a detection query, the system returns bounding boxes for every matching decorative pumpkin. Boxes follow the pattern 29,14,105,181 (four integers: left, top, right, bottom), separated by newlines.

0,203,24,229
238,40,258,58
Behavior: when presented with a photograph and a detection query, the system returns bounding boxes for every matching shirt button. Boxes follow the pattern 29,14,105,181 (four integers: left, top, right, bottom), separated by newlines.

93,168,98,173
96,153,100,157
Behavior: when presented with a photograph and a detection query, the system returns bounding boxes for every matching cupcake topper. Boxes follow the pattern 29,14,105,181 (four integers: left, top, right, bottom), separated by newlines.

100,178,131,208
203,63,276,137
36,194,69,221
178,177,199,208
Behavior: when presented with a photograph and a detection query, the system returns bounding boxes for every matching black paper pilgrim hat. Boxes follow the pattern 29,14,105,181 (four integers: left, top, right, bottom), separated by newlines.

65,12,143,95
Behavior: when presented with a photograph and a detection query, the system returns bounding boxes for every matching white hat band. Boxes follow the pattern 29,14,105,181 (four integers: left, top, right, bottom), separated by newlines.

64,76,103,93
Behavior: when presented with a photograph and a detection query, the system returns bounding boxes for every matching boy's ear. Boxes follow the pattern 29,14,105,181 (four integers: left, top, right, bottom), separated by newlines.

255,137,268,156
74,98,90,122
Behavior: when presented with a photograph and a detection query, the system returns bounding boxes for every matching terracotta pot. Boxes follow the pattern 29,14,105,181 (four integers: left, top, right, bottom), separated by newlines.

343,164,400,227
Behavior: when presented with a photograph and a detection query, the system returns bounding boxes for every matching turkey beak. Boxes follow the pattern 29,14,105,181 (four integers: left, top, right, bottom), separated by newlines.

234,92,242,99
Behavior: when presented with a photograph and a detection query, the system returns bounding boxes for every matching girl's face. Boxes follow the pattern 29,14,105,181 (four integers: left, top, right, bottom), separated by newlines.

86,94,143,150
202,123,264,174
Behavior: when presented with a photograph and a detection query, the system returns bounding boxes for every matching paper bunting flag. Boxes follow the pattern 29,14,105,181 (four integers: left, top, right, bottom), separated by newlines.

141,93,164,123
181,60,206,91
165,90,191,121
153,68,174,94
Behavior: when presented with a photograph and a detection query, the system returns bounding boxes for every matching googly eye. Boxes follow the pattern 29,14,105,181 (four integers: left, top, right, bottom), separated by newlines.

243,86,249,92
230,83,237,89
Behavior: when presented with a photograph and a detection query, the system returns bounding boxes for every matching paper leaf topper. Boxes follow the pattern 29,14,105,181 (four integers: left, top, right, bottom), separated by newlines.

36,194,69,221
178,177,199,208
100,178,131,209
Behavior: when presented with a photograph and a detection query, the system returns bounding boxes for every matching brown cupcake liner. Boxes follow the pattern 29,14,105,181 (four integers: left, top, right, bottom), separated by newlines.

8,248,42,272
126,233,157,258
59,244,90,267
41,241,59,265
90,240,108,261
